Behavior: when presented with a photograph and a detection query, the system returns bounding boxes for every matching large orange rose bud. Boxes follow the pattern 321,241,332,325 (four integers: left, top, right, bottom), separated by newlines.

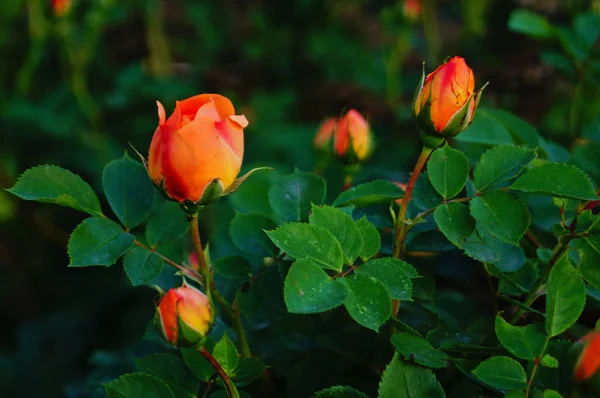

155,285,212,347
147,94,248,206
313,110,373,164
413,56,487,148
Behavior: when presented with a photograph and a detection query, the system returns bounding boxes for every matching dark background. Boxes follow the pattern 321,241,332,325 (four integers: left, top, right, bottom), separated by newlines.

1,0,600,397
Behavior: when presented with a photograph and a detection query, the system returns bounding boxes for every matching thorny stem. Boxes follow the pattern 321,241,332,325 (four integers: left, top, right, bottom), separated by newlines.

198,347,240,398
188,214,252,358
391,146,434,318
133,240,204,285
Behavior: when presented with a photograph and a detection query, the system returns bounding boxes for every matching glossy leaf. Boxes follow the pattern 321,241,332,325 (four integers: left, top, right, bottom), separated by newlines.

213,333,239,376
135,353,199,398
229,212,277,257
268,169,326,223
68,217,134,267
434,202,475,247
309,205,362,264
102,155,154,229
332,180,404,207
356,216,381,261
378,353,445,398
313,386,369,398
473,145,536,191
546,254,586,337
510,163,598,200
8,165,102,217
267,223,344,271
391,332,449,368
342,273,391,331
494,316,546,360
472,356,528,390
284,259,348,313
104,373,175,398
470,191,529,245
145,200,189,247
123,246,164,286
427,144,469,199
356,257,418,301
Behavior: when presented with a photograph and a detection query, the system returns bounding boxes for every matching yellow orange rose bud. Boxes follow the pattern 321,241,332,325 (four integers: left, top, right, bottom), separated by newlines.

313,110,373,164
148,94,248,205
51,0,71,16
413,56,487,147
155,286,212,347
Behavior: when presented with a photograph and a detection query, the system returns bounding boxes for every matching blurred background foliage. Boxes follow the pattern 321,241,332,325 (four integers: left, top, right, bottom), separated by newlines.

1,0,600,397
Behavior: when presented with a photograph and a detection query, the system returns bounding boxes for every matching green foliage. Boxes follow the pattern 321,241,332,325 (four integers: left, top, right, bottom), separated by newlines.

494,316,546,360
104,373,176,398
284,259,348,313
145,200,189,247
267,223,344,271
342,274,391,331
332,180,404,207
68,217,135,267
470,191,530,245
508,9,553,39
378,354,445,398
472,356,528,391
102,155,155,229
473,145,536,191
510,163,598,200
434,202,475,247
309,205,362,264
229,212,277,257
427,144,469,199
213,333,239,376
269,169,326,223
545,254,586,337
391,332,449,369
123,247,164,286
7,165,102,217
356,216,381,261
313,386,369,398
355,258,418,301
135,354,199,398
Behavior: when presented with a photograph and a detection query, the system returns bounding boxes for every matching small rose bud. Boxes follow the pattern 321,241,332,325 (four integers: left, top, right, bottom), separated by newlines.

413,56,486,147
148,94,248,205
403,0,422,21
51,0,71,16
313,110,373,164
155,286,212,347
572,330,600,388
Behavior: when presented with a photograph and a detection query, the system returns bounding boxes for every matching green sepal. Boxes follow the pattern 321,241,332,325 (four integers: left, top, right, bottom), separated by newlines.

411,62,426,114
420,130,446,150
220,167,273,197
439,95,476,138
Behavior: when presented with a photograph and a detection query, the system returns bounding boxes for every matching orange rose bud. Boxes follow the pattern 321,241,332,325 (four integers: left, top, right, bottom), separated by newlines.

155,286,212,347
313,110,373,164
403,0,422,21
573,331,600,383
413,56,487,147
148,94,248,205
51,0,71,16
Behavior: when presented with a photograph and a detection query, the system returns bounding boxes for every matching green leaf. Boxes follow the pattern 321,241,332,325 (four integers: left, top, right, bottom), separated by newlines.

123,247,164,286
545,254,586,337
356,257,418,301
209,391,251,398
462,225,526,272
103,373,175,398
508,9,553,39
573,235,600,290
7,165,102,216
343,273,391,331
283,259,348,313
510,163,598,200
145,200,189,247
268,169,326,223
391,332,449,369
473,145,537,191
266,223,344,271
470,191,529,245
356,216,381,261
181,348,214,382
102,155,154,229
434,203,475,247
427,144,469,199
68,217,134,267
213,333,239,376
472,356,528,390
378,353,445,398
494,316,546,360
332,180,404,207
313,386,369,398
213,256,251,279
135,353,199,398
229,212,277,257
541,354,558,368
232,357,265,387
542,390,562,398
309,205,362,264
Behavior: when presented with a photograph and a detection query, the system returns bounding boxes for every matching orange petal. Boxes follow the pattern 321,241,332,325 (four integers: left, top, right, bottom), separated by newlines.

177,94,235,122
575,331,600,382
148,125,166,185
314,118,337,150
177,287,211,336
158,289,180,344
345,109,371,160
157,101,166,125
